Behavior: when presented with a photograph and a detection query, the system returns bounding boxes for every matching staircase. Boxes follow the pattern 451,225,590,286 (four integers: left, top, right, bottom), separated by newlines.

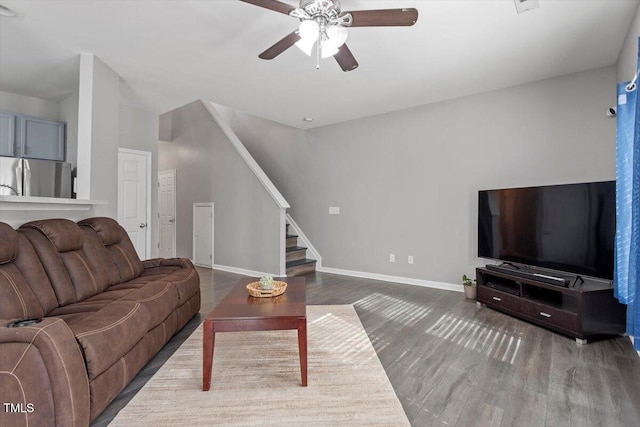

285,223,317,276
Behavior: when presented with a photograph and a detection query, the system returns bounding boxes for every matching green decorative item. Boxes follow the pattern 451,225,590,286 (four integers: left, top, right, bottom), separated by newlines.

462,274,476,287
259,276,274,290
462,274,477,300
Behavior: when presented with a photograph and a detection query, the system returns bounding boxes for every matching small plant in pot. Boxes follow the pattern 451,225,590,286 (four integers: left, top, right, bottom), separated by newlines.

259,276,274,291
462,274,477,300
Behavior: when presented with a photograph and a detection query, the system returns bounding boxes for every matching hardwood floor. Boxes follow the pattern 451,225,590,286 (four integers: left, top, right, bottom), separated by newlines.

92,268,640,427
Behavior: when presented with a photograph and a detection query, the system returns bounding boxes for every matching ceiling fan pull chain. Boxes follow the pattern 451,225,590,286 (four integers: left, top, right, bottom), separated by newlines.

316,23,321,70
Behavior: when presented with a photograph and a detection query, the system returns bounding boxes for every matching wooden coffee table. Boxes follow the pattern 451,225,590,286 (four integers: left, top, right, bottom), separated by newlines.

202,277,307,391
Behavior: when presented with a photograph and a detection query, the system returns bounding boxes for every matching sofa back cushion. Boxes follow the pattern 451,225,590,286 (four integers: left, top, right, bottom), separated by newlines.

78,217,144,282
19,219,120,306
0,222,58,319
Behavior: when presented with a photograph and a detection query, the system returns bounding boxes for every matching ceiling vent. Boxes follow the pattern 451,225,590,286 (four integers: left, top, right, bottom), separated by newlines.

514,0,540,14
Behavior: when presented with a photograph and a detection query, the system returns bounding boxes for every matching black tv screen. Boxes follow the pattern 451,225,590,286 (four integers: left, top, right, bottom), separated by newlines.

478,181,615,280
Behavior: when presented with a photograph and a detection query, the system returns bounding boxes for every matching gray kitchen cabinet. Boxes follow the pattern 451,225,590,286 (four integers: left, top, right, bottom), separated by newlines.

16,115,66,161
0,111,16,157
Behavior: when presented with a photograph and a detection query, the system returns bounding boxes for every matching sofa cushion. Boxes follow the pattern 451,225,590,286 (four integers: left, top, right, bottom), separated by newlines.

21,219,83,253
0,224,58,319
118,282,180,329
46,288,134,323
0,222,17,264
141,259,200,305
20,220,120,306
66,301,151,380
79,218,144,282
0,262,45,319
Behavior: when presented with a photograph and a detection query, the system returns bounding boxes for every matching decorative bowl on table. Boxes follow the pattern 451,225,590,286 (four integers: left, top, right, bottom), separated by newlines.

247,277,287,298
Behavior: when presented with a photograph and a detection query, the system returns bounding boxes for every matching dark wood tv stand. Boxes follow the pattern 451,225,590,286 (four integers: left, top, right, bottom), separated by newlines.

476,267,626,344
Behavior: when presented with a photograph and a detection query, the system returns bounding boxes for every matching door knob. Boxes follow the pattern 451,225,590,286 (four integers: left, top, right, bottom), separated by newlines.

139,223,147,228
169,219,175,223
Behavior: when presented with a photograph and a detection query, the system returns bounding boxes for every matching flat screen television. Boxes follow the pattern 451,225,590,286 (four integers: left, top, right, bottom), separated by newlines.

478,181,615,280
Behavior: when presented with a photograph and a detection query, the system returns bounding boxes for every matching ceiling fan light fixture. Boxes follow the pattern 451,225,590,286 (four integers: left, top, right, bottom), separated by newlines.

295,36,316,56
320,42,339,58
299,19,319,42
326,25,348,47
242,0,418,71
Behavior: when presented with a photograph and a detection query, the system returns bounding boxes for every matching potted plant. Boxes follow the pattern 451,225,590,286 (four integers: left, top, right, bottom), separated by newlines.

462,274,477,300
259,275,274,291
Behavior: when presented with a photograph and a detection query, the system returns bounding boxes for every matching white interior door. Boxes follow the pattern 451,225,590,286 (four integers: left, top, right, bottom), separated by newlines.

118,149,150,259
158,169,176,258
193,203,213,267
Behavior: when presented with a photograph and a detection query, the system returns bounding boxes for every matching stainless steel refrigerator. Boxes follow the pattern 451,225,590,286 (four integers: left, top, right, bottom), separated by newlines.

0,157,71,198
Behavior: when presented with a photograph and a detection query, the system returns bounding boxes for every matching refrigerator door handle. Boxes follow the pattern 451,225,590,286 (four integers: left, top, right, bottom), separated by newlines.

23,159,31,197
17,159,23,196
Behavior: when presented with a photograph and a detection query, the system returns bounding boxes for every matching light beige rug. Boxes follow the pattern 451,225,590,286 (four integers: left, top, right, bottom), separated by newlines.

110,305,409,426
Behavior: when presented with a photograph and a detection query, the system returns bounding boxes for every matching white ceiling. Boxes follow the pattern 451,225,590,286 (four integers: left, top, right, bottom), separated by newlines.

0,0,637,129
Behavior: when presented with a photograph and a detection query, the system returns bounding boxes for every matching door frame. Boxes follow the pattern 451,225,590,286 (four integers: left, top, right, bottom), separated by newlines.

117,148,152,259
192,202,214,267
158,169,177,258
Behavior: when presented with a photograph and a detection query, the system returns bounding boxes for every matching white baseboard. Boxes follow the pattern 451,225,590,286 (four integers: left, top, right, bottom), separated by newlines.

211,263,279,278
316,266,462,293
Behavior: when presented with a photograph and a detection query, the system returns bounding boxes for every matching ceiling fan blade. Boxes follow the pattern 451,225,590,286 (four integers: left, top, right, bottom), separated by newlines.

259,31,301,60
344,8,418,27
334,44,359,72
239,0,296,16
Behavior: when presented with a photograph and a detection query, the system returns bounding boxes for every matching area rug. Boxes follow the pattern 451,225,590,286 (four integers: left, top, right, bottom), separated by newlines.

110,305,409,426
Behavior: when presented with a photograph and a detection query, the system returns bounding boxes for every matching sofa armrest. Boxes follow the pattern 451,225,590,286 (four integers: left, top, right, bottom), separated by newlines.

0,317,90,427
143,257,195,270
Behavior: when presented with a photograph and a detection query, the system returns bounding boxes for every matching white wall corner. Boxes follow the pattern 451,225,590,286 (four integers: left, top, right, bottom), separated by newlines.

159,111,173,142
76,53,94,200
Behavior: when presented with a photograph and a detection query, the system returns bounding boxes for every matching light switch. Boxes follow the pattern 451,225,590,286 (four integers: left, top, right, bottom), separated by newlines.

329,207,340,215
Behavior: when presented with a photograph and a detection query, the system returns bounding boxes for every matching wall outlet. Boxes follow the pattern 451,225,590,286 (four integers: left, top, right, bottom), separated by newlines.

329,206,340,215
389,253,395,263
408,256,414,264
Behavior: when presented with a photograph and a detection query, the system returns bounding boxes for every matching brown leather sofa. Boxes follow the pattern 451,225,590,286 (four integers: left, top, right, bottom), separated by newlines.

0,217,200,427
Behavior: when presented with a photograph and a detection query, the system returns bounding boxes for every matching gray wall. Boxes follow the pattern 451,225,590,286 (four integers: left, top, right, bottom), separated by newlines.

220,66,616,285
0,90,60,120
88,56,119,218
159,101,281,274
60,91,79,169
617,2,640,82
119,104,160,258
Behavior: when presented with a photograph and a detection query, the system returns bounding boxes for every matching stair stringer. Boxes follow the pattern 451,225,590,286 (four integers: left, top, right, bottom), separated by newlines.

201,99,288,276
286,213,322,268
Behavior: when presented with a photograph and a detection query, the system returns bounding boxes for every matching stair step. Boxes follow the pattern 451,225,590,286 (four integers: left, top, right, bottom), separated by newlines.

286,258,317,277
286,234,298,248
286,246,307,262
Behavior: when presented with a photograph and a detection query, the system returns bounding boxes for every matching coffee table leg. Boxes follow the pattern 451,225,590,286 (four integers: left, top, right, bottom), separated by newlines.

203,320,215,391
297,317,307,387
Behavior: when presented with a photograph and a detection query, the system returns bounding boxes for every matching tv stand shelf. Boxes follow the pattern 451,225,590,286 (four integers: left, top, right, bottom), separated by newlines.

476,268,626,344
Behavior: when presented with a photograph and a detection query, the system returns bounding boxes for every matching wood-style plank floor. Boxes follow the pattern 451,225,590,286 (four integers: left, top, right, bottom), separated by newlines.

93,268,640,427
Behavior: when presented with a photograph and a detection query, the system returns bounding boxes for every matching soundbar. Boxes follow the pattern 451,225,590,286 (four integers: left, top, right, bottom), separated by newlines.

485,264,571,287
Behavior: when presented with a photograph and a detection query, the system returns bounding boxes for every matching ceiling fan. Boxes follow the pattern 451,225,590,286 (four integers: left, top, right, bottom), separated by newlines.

240,0,418,71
